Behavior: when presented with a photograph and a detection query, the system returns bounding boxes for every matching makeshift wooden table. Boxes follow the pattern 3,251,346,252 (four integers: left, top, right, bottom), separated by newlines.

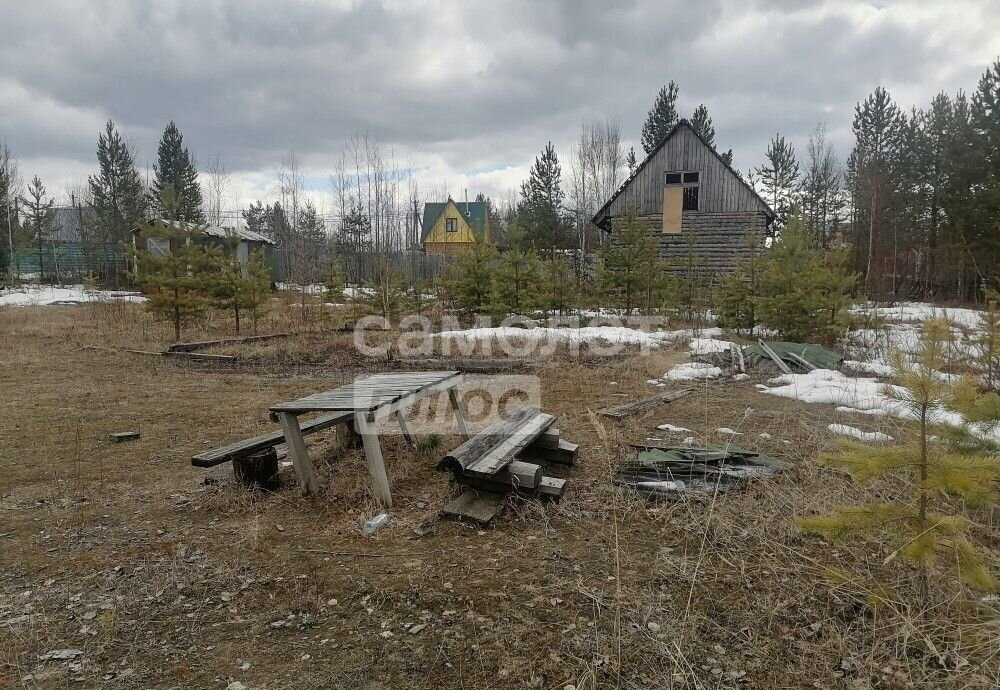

268,371,468,506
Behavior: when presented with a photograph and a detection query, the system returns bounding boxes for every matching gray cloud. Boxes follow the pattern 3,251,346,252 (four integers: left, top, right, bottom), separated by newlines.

1,0,999,203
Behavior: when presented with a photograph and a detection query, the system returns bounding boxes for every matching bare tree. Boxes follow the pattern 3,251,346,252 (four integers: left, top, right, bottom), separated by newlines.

569,119,625,256
203,153,232,227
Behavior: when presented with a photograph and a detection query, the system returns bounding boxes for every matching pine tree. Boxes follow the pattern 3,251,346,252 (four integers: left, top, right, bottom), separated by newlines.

973,290,1000,391
599,206,662,315
756,212,856,342
87,120,148,247
519,142,568,256
720,149,734,167
798,318,999,598
244,249,272,336
364,254,407,321
800,122,844,248
132,218,214,341
20,176,54,282
546,254,575,316
971,60,1000,285
641,81,679,154
715,231,763,333
151,121,204,222
209,235,252,334
755,133,800,230
448,230,497,316
690,105,716,147
493,222,543,316
243,201,268,236
626,147,637,174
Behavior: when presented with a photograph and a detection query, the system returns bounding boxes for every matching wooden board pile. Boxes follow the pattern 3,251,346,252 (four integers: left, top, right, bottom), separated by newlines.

437,405,578,523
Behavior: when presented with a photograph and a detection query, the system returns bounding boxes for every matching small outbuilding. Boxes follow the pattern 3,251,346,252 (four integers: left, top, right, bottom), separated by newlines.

131,219,275,275
592,119,775,277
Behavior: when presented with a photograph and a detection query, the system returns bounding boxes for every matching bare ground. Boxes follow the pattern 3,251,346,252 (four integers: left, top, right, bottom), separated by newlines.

1,301,998,689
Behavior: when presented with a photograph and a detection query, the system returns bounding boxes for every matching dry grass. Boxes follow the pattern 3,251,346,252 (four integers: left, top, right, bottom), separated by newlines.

1,302,998,688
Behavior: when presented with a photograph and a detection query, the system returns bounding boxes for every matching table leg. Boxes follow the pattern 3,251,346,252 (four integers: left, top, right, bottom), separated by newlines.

356,412,393,508
448,386,471,441
277,412,318,495
396,409,416,447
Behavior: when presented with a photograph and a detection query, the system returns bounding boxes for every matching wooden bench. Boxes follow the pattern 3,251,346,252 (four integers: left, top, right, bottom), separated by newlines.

191,410,355,468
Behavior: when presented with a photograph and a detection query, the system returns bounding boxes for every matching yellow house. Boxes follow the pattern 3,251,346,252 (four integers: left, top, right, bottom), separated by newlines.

421,198,490,255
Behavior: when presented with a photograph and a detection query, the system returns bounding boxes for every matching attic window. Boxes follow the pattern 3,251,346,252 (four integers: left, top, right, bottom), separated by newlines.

664,172,683,185
683,172,699,184
445,217,458,233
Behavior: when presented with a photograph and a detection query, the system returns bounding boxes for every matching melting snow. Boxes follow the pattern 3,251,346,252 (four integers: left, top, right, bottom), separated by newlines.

437,325,723,349
665,362,723,381
0,285,146,306
656,423,691,433
827,423,894,443
689,337,734,355
717,427,743,436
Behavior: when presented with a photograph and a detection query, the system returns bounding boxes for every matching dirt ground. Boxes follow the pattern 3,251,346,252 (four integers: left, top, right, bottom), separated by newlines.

1,302,998,689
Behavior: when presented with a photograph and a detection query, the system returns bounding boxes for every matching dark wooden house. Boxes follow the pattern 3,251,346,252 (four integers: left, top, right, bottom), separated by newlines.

592,119,775,277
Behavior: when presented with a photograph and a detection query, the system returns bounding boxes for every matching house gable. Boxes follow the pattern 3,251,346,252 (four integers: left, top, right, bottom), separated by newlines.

421,200,489,246
592,120,774,229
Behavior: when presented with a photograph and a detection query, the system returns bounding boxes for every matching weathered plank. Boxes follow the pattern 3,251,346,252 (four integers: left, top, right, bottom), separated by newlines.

437,405,540,475
463,459,543,489
758,339,793,374
166,333,289,353
537,476,567,500
191,411,353,467
440,489,506,524
517,438,579,466
163,351,238,363
598,388,693,418
110,431,140,443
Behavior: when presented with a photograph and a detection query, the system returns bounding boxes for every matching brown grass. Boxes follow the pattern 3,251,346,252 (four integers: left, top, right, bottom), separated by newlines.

0,302,998,689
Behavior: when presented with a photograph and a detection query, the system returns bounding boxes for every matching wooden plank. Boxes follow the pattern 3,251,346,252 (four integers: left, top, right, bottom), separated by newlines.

531,427,561,450
166,333,289,353
438,405,540,475
163,351,238,363
517,438,579,466
464,459,542,489
440,489,506,524
192,411,353,467
598,388,693,418
110,431,140,443
356,412,393,508
537,476,567,500
465,413,554,476
277,412,318,495
448,386,471,440
787,352,817,372
758,339,792,374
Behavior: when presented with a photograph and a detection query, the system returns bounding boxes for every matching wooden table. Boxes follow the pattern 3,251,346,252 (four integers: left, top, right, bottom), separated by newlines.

268,371,468,506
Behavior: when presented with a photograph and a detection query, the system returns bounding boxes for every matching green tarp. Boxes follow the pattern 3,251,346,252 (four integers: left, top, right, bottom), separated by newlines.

745,341,843,371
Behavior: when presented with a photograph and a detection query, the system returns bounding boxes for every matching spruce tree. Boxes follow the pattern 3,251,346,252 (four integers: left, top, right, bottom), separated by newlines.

244,249,272,336
641,81,679,154
88,120,148,246
754,133,800,230
973,290,1000,391
364,254,407,321
798,318,999,599
971,60,1000,279
151,121,204,222
243,201,268,236
20,176,54,282
546,254,575,316
209,235,252,334
518,142,568,256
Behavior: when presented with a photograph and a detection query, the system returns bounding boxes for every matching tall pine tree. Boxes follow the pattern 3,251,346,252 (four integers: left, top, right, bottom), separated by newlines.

690,104,716,146
755,133,800,231
20,176,55,282
518,141,568,257
87,120,148,246
151,121,204,222
641,81,679,154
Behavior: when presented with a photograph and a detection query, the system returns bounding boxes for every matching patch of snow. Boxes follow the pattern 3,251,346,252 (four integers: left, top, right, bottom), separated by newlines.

656,423,691,433
716,427,743,436
827,423,894,443
733,373,750,382
436,325,721,349
759,432,772,439
855,302,983,330
682,436,696,446
664,362,723,381
0,285,146,306
843,359,895,377
688,337,734,355
836,405,888,417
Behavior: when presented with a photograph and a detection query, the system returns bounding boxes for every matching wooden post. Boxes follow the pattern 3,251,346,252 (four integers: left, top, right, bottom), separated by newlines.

356,411,393,508
396,409,416,447
335,420,362,450
448,386,471,441
277,412,318,494
233,447,280,490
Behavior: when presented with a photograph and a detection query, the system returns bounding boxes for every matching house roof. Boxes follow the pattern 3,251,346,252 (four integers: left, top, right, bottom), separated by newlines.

133,219,274,245
50,206,96,243
592,119,775,227
421,199,487,242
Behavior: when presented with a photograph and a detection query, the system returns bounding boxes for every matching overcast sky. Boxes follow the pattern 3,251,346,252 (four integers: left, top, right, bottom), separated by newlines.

2,0,999,217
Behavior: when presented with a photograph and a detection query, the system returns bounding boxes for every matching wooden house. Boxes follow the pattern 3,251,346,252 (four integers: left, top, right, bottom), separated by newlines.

592,120,775,277
421,199,490,256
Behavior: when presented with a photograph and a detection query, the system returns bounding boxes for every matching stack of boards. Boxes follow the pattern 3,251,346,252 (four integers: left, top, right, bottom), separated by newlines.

437,405,577,524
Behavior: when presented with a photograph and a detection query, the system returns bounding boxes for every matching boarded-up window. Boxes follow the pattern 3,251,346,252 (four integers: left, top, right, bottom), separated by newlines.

662,186,683,234
148,236,171,257
445,217,458,232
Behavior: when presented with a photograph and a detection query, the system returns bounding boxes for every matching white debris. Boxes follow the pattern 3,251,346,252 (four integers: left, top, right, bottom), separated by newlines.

682,436,696,446
665,362,723,381
827,423,894,443
733,373,750,381
688,337,734,355
759,432,772,439
716,427,743,436
38,649,83,661
656,423,691,433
